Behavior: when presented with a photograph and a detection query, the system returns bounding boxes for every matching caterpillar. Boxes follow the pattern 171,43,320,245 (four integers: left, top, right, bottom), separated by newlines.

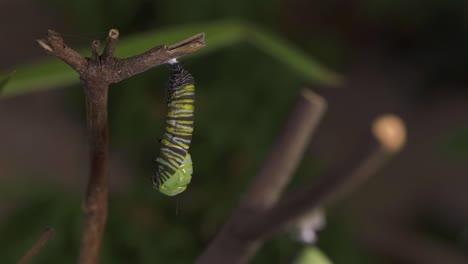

153,59,195,196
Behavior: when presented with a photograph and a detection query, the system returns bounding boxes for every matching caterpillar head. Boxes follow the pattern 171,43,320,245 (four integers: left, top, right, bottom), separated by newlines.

157,154,193,196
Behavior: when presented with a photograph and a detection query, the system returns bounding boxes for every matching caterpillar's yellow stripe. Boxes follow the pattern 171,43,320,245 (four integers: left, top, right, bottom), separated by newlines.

153,61,195,196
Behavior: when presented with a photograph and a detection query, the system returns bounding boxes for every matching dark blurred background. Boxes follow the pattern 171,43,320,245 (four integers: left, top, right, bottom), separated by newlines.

0,0,467,263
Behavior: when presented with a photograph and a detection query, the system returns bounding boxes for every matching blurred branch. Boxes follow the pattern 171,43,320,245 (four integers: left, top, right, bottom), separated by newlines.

37,28,205,264
324,114,406,205
197,88,327,264
17,227,54,264
3,20,340,97
197,114,406,264
239,115,406,240
243,89,327,209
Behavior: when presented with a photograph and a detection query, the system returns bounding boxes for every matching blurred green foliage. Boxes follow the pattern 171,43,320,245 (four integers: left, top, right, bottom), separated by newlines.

0,72,13,93
293,246,332,264
6,0,466,263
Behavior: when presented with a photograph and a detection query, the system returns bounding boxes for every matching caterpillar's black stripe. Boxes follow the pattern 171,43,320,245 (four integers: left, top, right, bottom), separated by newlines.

166,63,195,97
154,62,195,186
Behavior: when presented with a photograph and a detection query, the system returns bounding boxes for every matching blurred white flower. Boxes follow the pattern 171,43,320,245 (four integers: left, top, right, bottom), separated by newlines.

296,208,326,244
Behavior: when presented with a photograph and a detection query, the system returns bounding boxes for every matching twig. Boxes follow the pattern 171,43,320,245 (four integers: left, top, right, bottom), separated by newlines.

101,29,119,62
196,88,327,264
17,227,55,264
238,114,406,240
197,114,406,264
243,89,327,210
36,31,205,84
37,28,205,264
109,32,205,83
37,30,88,74
325,114,406,204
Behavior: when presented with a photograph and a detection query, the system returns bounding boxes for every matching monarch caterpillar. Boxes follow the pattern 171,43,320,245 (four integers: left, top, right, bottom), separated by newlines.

153,59,195,196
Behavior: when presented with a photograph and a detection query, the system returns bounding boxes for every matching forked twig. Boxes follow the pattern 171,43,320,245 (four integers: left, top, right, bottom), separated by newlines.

238,115,406,240
197,113,406,264
37,28,205,264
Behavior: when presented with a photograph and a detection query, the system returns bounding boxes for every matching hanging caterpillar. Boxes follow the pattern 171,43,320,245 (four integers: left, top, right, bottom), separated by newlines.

153,59,195,196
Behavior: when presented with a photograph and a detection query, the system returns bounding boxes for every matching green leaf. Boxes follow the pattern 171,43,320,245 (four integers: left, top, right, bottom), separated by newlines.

0,71,14,93
1,20,340,97
247,25,341,85
294,246,333,264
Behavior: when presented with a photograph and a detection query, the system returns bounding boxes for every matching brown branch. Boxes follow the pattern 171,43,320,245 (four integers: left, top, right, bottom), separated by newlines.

18,227,54,264
238,114,406,241
37,30,205,85
110,33,205,83
37,28,205,264
197,114,406,264
196,88,327,264
243,89,327,209
78,78,109,264
325,114,406,204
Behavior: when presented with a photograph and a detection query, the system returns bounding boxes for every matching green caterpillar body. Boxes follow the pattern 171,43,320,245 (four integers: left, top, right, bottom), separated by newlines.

153,61,195,196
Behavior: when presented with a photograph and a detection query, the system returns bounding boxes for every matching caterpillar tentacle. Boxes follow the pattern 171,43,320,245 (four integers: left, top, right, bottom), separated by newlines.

153,61,195,196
